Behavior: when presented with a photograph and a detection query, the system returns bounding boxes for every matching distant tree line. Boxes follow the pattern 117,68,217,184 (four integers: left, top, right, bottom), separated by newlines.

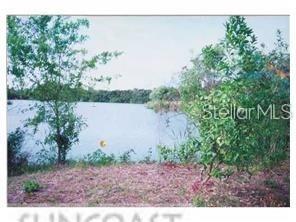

7,87,152,104
79,87,152,103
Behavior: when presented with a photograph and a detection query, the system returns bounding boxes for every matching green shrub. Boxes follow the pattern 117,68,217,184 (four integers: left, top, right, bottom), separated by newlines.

158,138,200,163
23,180,41,193
210,168,234,180
179,16,289,180
139,148,156,164
8,128,29,176
192,196,206,207
84,149,116,166
119,149,136,164
157,145,177,163
181,73,289,178
177,138,200,163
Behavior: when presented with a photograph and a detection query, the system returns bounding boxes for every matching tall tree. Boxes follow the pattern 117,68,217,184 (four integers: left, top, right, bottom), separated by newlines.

7,16,121,164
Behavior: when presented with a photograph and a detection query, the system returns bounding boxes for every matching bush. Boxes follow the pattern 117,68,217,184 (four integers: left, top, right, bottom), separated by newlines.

139,148,156,164
119,149,136,164
84,149,116,166
23,180,41,193
177,138,200,163
158,145,177,163
8,128,29,176
179,16,289,181
181,73,289,178
158,138,200,163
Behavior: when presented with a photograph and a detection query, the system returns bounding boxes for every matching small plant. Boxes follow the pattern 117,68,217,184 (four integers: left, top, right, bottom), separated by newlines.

140,148,155,164
177,138,200,163
210,167,234,180
84,149,115,166
157,145,177,163
192,196,206,207
158,138,200,164
23,180,41,193
119,149,136,164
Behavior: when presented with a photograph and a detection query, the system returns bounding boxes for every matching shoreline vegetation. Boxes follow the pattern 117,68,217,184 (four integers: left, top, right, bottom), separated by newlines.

7,87,182,112
7,88,152,104
146,100,181,112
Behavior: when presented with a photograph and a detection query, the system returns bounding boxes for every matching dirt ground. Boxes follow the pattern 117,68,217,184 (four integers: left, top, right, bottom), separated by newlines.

7,161,289,207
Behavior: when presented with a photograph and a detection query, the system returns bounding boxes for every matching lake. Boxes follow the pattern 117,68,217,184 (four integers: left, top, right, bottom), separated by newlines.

8,100,196,162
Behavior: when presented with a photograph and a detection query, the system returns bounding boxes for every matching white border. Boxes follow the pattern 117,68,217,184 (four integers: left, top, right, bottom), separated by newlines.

0,0,295,222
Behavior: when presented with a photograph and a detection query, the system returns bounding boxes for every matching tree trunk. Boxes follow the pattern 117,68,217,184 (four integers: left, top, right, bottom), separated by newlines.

57,137,62,165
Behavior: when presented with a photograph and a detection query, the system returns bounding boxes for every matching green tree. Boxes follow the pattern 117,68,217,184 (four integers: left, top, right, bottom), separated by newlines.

7,16,121,164
201,16,265,81
179,16,289,184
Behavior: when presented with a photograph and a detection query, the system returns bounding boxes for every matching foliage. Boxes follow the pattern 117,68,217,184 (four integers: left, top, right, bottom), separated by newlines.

192,196,206,207
7,16,121,164
8,87,152,104
158,138,200,163
157,145,177,163
139,148,156,164
35,147,57,166
8,128,29,176
149,86,180,102
147,86,180,111
179,16,290,182
83,149,116,166
210,168,234,180
118,149,136,164
177,138,200,163
266,30,290,76
146,100,180,112
80,88,152,104
23,180,41,193
7,87,32,100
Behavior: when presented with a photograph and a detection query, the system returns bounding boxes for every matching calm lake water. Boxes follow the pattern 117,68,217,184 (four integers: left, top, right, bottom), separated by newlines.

8,100,195,162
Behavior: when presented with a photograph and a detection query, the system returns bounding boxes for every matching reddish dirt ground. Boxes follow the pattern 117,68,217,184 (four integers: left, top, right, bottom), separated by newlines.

7,161,289,207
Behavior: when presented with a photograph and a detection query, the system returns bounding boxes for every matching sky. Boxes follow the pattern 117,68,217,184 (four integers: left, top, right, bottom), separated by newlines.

80,16,289,90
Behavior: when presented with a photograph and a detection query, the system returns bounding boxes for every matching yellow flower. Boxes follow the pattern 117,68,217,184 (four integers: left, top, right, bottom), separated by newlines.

99,140,107,148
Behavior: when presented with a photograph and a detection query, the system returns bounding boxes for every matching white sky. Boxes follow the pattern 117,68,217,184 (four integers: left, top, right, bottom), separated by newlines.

80,16,289,90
